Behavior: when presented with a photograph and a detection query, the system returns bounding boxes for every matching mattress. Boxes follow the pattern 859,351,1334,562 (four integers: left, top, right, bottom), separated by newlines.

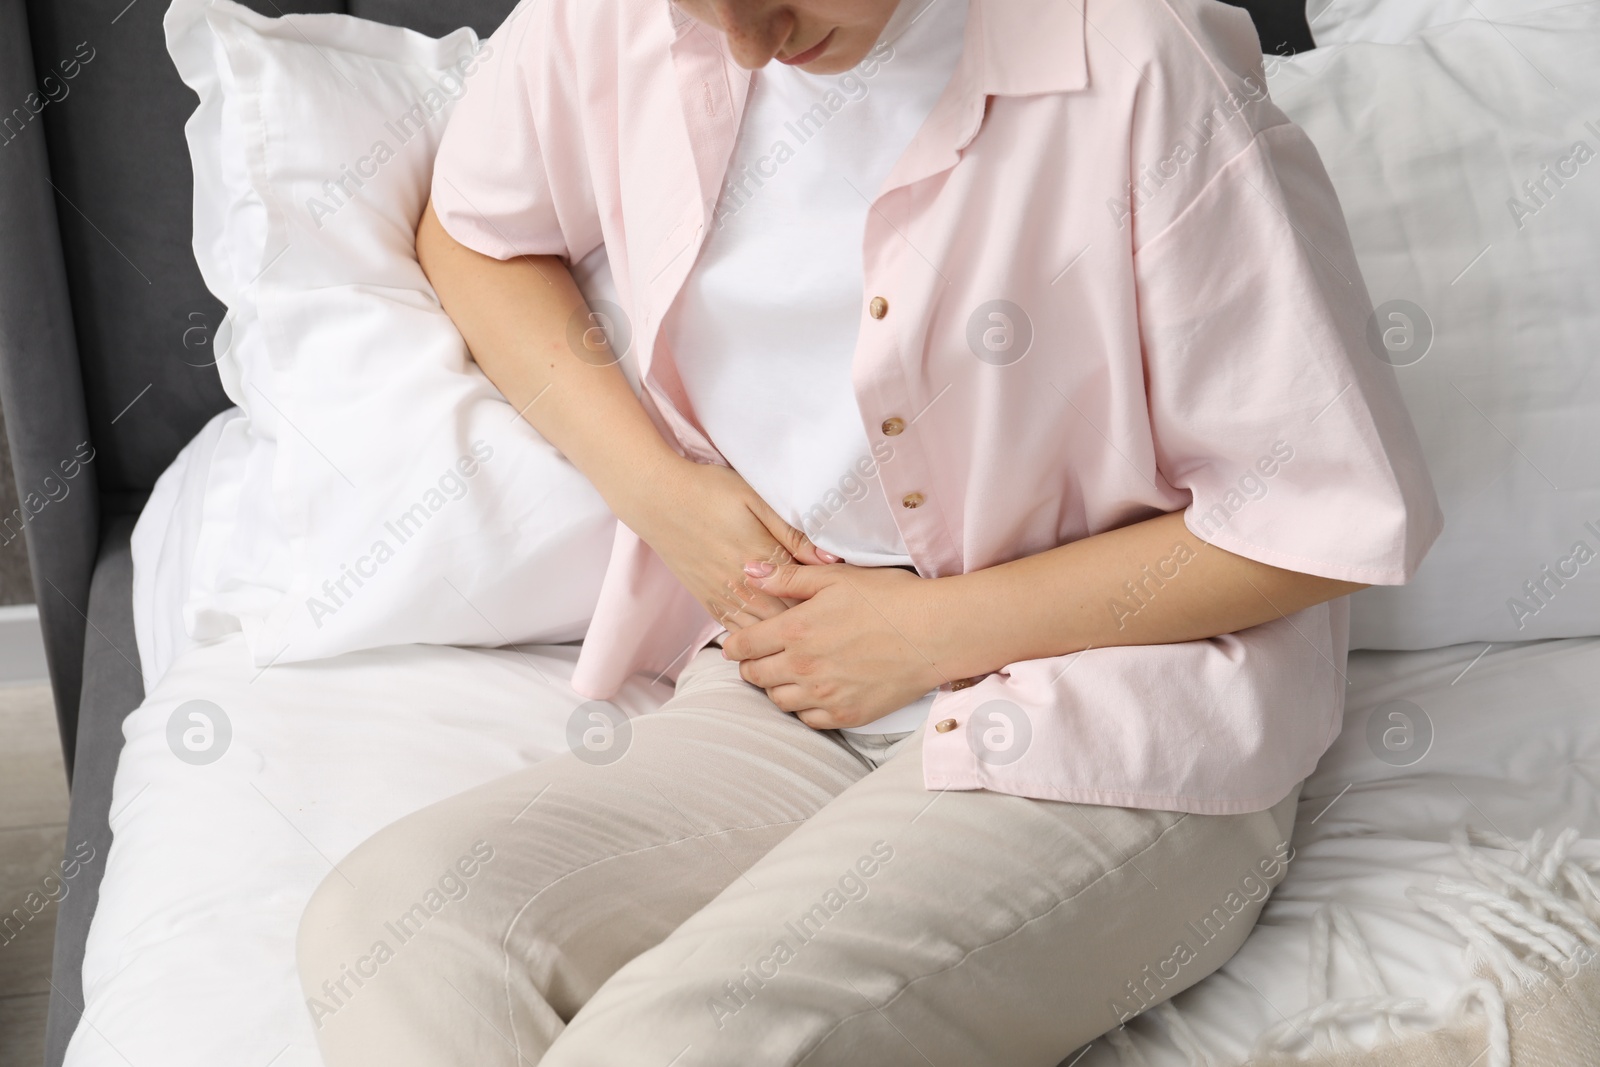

72,437,1600,1066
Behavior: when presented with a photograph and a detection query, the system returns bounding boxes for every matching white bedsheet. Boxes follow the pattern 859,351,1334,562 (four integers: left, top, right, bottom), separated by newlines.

66,635,672,1067
1077,636,1600,1066
70,631,1600,1065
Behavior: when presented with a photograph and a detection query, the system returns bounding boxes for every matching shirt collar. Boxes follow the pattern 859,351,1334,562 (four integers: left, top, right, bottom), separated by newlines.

968,0,1088,97
666,0,1088,97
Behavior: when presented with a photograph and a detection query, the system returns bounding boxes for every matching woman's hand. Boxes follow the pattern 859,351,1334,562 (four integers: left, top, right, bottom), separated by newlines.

617,458,839,630
719,561,949,729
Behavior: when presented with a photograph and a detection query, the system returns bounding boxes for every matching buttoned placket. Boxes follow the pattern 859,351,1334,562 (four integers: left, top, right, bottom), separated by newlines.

860,2,996,570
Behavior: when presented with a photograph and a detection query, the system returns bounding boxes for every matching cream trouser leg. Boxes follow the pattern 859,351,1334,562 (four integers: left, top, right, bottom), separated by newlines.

298,646,1302,1067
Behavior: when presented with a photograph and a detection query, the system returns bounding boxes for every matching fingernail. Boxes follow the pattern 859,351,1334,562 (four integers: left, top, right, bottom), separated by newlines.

816,549,840,563
744,560,774,577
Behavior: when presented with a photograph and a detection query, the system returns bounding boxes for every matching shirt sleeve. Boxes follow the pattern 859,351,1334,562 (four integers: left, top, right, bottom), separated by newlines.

1133,120,1443,585
429,0,602,262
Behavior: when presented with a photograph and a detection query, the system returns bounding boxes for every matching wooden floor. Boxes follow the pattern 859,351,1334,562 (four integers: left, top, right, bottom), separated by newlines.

0,682,67,1067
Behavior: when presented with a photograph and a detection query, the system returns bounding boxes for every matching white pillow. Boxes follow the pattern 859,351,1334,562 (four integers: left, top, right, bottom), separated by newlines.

1306,0,1580,45
1268,5,1600,647
130,407,239,689
164,0,623,666
131,404,296,690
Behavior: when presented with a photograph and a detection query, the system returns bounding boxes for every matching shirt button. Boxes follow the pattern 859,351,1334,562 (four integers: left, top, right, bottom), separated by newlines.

935,718,959,733
868,296,889,320
880,416,905,436
901,491,925,509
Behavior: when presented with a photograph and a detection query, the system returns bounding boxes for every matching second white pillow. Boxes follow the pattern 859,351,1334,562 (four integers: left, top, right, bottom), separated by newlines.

165,0,622,665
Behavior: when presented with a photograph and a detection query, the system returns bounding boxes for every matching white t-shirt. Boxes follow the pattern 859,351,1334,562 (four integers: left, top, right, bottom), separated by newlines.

665,0,969,734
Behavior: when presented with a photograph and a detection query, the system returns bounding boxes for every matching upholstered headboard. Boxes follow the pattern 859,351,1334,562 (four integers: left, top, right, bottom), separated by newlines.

1226,0,1315,54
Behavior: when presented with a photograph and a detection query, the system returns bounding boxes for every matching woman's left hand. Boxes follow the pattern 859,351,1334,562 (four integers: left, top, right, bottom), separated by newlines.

718,561,949,730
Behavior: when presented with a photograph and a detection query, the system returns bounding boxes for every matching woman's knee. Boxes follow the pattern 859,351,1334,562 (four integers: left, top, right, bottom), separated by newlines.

295,807,502,1020
1142,784,1304,989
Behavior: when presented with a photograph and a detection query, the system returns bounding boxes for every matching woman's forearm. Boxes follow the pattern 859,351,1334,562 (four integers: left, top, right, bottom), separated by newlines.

415,201,682,520
924,511,1366,681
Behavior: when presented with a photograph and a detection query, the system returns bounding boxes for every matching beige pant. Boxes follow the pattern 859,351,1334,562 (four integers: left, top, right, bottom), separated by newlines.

297,646,1303,1067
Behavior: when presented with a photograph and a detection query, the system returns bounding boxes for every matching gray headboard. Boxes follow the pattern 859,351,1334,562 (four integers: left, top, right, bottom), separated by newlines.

0,0,521,773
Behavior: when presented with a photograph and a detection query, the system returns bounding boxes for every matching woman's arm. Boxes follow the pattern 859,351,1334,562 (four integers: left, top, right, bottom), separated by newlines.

726,509,1365,727
416,201,833,627
416,202,677,511
917,509,1364,681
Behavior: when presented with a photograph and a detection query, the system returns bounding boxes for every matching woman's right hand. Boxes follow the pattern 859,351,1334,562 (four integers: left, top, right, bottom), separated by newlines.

616,456,838,630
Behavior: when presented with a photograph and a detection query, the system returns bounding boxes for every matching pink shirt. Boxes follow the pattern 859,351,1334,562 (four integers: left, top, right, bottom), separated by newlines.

431,0,1443,814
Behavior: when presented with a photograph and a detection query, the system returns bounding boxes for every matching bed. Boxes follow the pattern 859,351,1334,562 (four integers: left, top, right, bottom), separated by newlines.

72,602,1600,1065
2,0,1597,1065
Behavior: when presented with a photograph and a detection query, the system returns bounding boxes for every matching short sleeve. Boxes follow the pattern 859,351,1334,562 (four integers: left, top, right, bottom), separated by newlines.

430,0,601,262
1135,122,1443,585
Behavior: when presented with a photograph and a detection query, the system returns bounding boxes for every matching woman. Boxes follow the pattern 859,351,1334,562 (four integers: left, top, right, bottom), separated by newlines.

298,0,1442,1063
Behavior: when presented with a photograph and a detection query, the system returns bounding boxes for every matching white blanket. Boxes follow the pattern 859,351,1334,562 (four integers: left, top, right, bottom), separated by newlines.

1078,637,1600,1066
